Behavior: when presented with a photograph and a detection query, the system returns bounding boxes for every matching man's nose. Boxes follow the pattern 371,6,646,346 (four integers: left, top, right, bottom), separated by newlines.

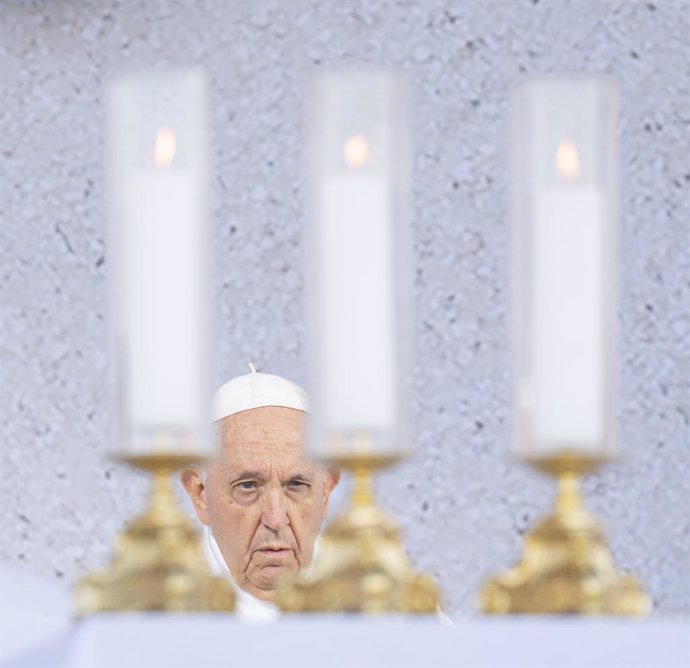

260,490,290,532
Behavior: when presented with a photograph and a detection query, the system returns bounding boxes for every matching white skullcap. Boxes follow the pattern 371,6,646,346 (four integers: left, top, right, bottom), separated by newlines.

212,363,309,422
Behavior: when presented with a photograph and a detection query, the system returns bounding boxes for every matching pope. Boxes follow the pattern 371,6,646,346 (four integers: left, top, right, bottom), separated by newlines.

181,366,340,620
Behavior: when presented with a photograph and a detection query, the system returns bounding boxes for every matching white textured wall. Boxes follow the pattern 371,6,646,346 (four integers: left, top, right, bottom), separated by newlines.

1,0,688,616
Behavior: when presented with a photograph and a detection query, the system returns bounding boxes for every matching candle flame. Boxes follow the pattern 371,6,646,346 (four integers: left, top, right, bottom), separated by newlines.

343,134,369,169
555,139,580,181
154,127,177,168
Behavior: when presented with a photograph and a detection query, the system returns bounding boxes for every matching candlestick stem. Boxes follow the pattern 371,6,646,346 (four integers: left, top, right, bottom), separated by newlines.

556,471,582,514
352,463,376,508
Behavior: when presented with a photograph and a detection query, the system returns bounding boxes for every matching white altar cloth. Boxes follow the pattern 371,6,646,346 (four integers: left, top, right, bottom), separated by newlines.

0,564,72,665
4,615,688,668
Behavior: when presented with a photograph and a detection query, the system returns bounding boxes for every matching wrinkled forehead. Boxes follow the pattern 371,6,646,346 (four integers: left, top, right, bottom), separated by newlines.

219,405,305,441
217,406,310,470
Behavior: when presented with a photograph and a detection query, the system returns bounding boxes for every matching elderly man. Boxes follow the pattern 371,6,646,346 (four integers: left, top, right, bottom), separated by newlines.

181,367,340,620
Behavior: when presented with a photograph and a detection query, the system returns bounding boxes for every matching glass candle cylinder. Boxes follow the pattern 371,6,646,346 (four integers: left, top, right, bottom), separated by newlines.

512,77,619,462
107,69,212,457
306,68,412,463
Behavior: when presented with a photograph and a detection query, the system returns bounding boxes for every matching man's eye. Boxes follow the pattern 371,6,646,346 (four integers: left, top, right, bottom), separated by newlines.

288,480,309,490
236,481,257,491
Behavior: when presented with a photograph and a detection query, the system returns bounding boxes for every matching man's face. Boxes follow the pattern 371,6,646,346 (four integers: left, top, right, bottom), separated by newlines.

183,406,338,602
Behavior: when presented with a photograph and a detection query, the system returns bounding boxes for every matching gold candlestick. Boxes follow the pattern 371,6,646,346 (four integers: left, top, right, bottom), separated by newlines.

276,454,441,614
480,452,650,616
75,453,235,615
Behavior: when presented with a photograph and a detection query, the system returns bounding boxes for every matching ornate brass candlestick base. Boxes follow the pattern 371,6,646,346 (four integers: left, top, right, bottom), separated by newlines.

75,453,235,615
480,453,650,616
276,455,440,614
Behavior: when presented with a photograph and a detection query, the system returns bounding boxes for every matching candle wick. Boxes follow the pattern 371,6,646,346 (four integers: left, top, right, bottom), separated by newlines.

248,362,257,374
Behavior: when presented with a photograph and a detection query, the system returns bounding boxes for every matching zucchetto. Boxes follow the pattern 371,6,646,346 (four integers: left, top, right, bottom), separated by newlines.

212,364,309,421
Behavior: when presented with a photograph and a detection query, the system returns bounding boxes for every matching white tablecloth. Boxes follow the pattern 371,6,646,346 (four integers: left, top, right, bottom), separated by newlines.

4,615,689,668
0,564,72,665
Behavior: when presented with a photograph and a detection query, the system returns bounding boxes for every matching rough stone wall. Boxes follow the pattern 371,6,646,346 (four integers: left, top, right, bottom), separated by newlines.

1,0,688,615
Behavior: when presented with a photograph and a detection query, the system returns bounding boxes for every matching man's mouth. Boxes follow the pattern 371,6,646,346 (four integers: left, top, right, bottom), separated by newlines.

257,547,292,558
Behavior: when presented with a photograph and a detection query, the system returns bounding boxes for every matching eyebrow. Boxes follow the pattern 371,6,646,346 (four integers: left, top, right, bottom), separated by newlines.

229,471,313,486
231,471,265,483
285,473,312,483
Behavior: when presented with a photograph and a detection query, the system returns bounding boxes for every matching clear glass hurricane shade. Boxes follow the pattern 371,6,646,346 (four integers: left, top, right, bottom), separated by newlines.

305,68,413,463
511,77,619,462
107,69,213,458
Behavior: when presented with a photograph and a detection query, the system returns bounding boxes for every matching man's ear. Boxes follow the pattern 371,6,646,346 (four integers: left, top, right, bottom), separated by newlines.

321,466,341,519
180,467,211,525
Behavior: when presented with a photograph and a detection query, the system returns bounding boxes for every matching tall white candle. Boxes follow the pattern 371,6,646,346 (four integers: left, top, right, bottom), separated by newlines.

512,78,618,461
307,70,411,460
123,171,205,429
318,173,397,433
530,154,605,450
108,70,211,456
